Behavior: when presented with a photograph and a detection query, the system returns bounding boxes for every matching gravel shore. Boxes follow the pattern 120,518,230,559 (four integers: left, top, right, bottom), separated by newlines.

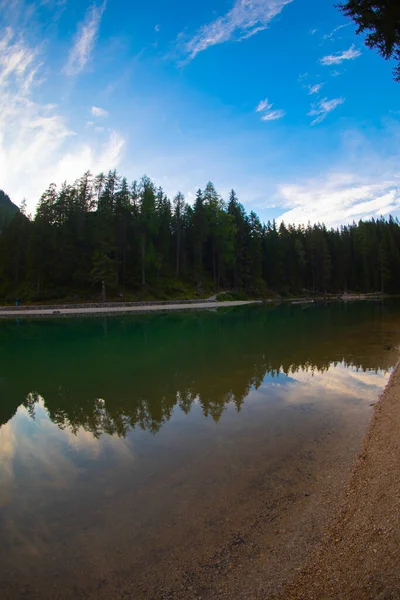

276,361,400,600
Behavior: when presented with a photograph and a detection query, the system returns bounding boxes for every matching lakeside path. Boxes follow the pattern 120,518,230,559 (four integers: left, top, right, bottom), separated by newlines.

275,361,400,600
0,300,261,318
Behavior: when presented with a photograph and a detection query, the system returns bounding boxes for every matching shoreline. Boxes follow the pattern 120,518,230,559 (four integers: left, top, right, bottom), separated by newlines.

0,292,389,318
147,359,400,600
0,299,261,318
276,360,400,599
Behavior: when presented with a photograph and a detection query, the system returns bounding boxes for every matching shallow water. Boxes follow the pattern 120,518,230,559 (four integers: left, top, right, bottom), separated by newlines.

1,302,400,599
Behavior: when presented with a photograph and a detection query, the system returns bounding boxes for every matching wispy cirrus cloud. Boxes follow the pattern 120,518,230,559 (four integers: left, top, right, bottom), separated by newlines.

182,0,294,61
0,27,40,93
308,97,345,125
256,98,272,112
256,97,285,121
320,44,361,66
261,109,286,121
323,23,349,41
0,27,124,213
64,1,106,76
308,83,323,95
91,106,108,118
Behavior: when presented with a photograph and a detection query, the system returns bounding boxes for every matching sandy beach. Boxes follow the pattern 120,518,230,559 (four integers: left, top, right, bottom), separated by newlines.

0,300,260,317
275,361,400,600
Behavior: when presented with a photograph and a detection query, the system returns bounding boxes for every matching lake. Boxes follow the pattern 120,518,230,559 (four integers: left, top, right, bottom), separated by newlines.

1,301,400,599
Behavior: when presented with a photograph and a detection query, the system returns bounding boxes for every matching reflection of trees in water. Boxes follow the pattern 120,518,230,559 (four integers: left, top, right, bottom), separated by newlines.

1,303,399,436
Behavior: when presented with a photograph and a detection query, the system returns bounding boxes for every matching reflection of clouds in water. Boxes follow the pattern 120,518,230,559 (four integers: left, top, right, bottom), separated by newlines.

0,400,135,510
290,363,389,402
262,372,298,386
255,362,390,405
0,417,17,508
0,400,135,561
32,396,134,458
64,426,104,457
0,403,83,512
64,423,134,460
0,363,388,510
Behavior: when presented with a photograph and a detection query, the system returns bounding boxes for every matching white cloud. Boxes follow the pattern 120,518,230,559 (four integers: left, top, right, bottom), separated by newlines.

0,28,40,93
256,98,272,112
261,109,286,121
308,97,345,125
91,105,108,118
0,28,124,213
310,28,318,35
182,0,294,60
323,23,349,41
256,97,285,121
276,173,400,228
308,83,323,95
155,24,160,32
320,44,361,66
64,1,106,76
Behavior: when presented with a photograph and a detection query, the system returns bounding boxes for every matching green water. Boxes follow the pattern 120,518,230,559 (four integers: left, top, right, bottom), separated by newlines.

1,302,398,434
1,302,400,599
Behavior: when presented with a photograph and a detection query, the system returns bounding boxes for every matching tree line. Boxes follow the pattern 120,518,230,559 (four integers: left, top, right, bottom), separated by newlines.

1,170,400,301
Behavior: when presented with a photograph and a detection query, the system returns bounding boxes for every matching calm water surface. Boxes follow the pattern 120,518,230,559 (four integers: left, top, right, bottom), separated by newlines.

1,302,400,599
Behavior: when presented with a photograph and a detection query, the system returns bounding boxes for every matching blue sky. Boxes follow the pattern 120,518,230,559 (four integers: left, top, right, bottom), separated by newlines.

1,0,400,227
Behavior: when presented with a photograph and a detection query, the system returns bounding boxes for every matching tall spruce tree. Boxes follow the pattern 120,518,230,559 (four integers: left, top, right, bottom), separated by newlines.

338,0,400,80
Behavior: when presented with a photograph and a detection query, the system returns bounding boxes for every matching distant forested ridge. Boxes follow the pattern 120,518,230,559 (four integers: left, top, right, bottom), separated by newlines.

0,171,400,302
0,190,19,234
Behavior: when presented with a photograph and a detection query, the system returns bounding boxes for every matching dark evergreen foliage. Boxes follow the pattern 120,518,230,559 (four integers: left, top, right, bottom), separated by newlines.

338,0,400,81
1,172,400,301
